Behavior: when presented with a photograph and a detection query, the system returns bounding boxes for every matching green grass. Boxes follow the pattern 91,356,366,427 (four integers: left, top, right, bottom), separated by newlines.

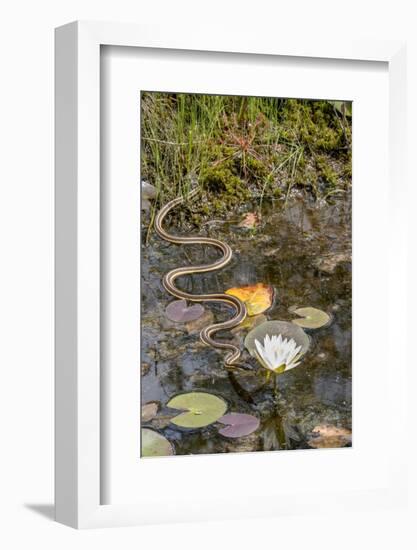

141,92,352,226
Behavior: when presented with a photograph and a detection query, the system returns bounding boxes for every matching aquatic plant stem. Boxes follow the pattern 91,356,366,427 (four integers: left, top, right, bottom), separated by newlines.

273,374,287,449
273,373,279,414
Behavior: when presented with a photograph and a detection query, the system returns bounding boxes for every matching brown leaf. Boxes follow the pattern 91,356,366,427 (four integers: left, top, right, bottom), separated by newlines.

238,212,260,228
141,401,159,423
307,424,352,448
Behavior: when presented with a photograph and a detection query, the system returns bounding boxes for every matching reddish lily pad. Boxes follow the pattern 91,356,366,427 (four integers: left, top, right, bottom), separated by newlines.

217,413,260,438
165,299,205,323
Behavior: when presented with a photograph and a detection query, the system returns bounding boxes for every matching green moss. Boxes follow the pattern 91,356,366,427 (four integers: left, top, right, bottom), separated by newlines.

200,164,250,211
279,100,345,153
315,155,339,186
243,155,269,180
141,93,352,228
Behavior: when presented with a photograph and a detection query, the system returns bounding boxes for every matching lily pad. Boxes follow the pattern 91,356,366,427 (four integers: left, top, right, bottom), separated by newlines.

245,320,310,358
307,425,352,449
141,401,159,423
165,299,205,323
141,428,174,457
291,307,331,329
225,283,274,316
167,391,227,429
217,413,260,438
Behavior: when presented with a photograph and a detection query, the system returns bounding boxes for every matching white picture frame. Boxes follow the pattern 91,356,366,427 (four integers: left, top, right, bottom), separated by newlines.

55,20,407,529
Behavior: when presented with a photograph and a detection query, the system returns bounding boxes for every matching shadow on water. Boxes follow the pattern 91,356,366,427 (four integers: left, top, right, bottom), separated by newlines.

141,194,352,455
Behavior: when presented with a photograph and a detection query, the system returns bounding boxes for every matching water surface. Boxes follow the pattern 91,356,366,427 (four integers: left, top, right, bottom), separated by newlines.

141,194,352,454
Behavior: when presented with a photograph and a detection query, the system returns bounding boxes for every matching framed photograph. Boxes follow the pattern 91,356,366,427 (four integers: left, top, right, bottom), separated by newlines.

55,21,408,528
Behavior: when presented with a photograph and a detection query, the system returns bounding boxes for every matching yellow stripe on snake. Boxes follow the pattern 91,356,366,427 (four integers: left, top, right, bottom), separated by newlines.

154,188,249,370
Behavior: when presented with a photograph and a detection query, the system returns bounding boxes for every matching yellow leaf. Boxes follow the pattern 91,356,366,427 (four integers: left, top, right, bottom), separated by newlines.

226,283,274,316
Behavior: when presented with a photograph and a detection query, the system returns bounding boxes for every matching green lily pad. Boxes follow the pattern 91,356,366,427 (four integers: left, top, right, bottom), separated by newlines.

141,428,174,457
291,307,331,329
167,392,228,429
244,320,310,358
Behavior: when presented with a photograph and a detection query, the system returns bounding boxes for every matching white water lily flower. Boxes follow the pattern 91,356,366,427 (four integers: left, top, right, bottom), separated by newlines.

254,333,302,373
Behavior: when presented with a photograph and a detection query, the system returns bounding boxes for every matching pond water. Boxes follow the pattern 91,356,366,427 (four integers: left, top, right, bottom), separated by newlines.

141,193,352,455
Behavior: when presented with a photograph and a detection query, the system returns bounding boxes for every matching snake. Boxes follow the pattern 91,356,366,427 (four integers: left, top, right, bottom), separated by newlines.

154,188,249,370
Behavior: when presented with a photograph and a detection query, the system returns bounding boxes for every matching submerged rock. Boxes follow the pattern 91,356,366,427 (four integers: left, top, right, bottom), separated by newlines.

313,252,351,274
185,309,214,334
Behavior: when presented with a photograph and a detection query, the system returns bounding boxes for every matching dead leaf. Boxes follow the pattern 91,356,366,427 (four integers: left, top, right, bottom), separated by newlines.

141,401,159,423
226,283,274,316
238,212,260,228
307,424,352,448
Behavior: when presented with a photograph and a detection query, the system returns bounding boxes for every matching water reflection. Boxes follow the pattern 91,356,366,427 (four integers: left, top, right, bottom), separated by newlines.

141,194,352,454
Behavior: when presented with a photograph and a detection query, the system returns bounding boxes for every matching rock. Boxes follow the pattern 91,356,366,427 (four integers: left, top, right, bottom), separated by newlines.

185,309,214,334
150,414,175,430
142,180,157,200
141,198,151,211
230,369,265,395
141,181,157,211
141,362,151,376
223,432,261,453
263,246,281,257
141,401,159,422
313,253,351,274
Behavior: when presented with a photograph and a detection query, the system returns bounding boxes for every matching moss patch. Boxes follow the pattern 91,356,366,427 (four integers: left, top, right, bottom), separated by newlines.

141,93,352,227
